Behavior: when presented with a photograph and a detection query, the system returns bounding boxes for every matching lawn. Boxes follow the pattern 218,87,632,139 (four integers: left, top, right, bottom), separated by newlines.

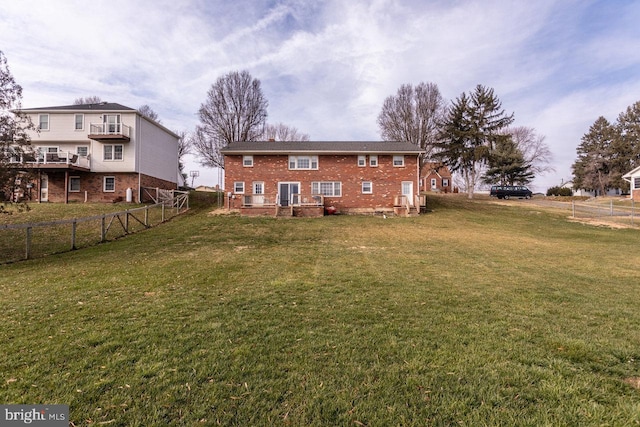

1,194,640,426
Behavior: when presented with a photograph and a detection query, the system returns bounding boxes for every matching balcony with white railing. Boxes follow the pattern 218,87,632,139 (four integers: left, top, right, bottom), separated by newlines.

9,150,91,170
88,123,131,142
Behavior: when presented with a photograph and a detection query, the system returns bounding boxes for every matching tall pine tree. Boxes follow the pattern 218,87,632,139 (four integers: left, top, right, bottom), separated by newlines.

436,85,514,198
572,117,616,196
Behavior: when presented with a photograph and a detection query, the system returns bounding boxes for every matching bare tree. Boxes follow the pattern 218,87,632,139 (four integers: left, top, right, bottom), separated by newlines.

174,130,190,183
73,96,103,105
138,104,160,123
508,126,554,176
193,70,268,169
1,51,34,205
262,122,310,141
377,82,445,173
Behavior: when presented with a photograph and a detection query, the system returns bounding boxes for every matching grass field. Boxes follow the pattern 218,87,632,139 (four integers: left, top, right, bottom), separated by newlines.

1,194,640,426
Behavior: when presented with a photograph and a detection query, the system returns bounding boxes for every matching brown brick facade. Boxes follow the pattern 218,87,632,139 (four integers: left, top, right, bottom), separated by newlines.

36,172,176,203
224,154,419,213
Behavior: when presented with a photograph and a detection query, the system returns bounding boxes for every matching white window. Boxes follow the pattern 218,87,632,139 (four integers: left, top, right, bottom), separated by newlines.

38,114,49,131
369,155,378,167
442,178,449,187
357,155,366,167
104,144,124,161
76,146,89,157
103,176,115,192
74,114,84,130
312,181,341,197
104,114,121,133
635,177,640,189
393,155,405,167
431,178,437,189
234,182,245,193
69,176,80,192
362,181,373,194
243,155,254,167
289,155,318,170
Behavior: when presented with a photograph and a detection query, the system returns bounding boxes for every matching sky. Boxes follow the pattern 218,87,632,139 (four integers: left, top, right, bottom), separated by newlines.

1,0,640,191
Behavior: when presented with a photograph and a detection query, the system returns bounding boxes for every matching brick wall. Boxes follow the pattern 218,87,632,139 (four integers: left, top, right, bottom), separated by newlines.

224,153,418,213
39,171,175,203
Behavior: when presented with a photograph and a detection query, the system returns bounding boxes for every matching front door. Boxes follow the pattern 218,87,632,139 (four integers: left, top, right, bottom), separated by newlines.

279,182,299,206
40,174,48,202
402,181,414,206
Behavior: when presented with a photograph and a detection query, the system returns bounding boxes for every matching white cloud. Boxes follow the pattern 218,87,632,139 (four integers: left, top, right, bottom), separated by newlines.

1,0,639,189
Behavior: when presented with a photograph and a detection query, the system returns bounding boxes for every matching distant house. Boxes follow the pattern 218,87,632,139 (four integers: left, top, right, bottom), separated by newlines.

623,166,640,201
220,141,423,216
10,102,179,203
421,162,452,193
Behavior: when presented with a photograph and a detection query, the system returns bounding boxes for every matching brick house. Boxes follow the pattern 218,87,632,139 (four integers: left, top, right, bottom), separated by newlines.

11,102,179,203
421,162,452,193
623,166,640,201
221,141,423,216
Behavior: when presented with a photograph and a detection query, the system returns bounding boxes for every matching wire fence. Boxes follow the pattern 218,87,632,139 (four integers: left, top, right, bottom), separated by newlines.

570,199,637,227
0,193,189,264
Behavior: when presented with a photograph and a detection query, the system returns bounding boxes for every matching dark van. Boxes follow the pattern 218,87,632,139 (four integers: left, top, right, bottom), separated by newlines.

490,185,533,199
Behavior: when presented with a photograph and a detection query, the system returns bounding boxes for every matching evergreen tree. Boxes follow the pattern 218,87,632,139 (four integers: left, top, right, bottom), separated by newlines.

572,117,616,195
436,85,514,198
483,137,534,185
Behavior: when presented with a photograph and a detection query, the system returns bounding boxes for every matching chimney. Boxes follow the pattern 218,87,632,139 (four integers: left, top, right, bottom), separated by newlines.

268,138,275,142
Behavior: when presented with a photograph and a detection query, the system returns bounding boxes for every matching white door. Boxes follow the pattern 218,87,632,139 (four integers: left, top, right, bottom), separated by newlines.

279,182,299,206
40,174,48,202
402,181,414,206
253,182,264,205
104,114,121,134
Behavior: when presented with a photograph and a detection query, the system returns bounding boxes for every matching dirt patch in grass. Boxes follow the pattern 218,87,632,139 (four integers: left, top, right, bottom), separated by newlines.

567,217,636,229
624,377,640,389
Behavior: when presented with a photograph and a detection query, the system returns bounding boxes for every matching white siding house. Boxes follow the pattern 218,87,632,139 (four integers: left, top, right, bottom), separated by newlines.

623,166,640,202
12,102,179,203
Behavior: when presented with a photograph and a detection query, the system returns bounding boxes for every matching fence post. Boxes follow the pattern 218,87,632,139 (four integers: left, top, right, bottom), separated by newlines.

162,203,165,222
125,210,129,234
632,200,635,226
25,227,32,260
71,220,77,250
145,206,149,227
572,201,575,218
610,200,613,216
101,215,106,242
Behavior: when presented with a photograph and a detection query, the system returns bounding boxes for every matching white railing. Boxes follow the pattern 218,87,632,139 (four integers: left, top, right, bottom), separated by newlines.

9,150,90,169
242,194,277,207
89,122,131,137
292,193,324,207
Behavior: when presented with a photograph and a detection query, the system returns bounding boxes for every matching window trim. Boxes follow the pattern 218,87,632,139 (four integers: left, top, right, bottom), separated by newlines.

362,181,373,194
252,181,264,194
234,181,245,194
76,146,89,157
289,155,318,170
103,144,124,161
74,114,84,131
103,176,115,193
312,181,342,197
634,177,640,189
69,176,81,192
369,155,378,167
357,155,366,167
393,155,405,167
38,114,49,131
243,155,254,167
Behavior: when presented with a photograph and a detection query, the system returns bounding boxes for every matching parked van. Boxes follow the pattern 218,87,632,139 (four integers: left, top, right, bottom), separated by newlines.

490,185,533,199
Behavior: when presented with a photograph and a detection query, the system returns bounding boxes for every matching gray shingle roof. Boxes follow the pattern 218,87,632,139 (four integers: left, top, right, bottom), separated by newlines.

20,102,136,112
221,141,421,154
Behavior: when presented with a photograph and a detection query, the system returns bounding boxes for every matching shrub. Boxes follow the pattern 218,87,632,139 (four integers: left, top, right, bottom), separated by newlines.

547,186,573,196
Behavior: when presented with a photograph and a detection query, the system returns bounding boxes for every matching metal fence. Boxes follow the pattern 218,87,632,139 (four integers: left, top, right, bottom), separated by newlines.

570,199,637,227
0,193,189,264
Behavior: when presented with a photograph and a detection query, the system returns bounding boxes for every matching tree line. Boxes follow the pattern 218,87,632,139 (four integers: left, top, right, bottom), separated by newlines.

572,102,640,195
190,71,552,198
